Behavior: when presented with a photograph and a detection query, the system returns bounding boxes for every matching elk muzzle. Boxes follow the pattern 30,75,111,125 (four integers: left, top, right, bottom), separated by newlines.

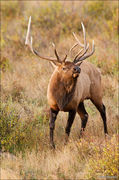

73,66,81,78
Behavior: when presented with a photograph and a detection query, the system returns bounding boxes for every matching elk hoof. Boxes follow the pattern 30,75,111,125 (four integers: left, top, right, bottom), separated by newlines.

105,133,110,140
79,131,83,139
64,134,69,145
50,142,55,149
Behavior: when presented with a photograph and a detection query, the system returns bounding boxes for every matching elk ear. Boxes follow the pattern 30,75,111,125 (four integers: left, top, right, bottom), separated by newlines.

75,61,83,67
50,61,61,68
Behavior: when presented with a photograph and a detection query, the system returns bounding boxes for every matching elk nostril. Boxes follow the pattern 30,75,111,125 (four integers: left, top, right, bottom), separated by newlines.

74,67,77,71
73,66,80,73
74,66,78,71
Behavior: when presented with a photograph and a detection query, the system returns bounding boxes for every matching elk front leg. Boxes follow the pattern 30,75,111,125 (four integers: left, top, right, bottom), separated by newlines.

49,108,58,149
65,110,76,143
77,102,88,137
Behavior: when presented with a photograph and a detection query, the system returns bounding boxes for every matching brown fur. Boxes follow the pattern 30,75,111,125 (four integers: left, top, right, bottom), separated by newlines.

50,71,77,110
47,60,108,149
47,61,102,111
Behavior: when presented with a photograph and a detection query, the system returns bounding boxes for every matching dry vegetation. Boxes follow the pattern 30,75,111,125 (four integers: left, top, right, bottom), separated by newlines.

1,1,119,179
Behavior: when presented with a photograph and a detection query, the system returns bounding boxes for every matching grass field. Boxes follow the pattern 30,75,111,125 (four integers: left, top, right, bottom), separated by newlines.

1,1,118,179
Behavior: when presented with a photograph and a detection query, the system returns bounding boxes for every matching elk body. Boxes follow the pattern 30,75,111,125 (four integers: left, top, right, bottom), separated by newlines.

25,17,108,148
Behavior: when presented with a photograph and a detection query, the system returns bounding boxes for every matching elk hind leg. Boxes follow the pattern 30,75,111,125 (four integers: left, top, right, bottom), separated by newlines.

91,100,108,134
77,102,89,137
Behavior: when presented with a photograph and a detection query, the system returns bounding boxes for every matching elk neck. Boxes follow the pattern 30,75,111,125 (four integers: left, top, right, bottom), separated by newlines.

49,70,78,111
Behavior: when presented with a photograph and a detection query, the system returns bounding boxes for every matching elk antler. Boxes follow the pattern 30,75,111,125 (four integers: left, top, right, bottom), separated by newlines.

52,43,68,62
75,40,95,64
52,43,62,62
25,16,61,64
72,22,95,64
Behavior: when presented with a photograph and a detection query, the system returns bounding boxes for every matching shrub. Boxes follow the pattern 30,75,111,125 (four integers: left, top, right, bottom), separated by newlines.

0,101,20,153
0,99,49,154
87,135,119,179
38,1,62,29
36,1,81,38
82,1,118,38
1,1,24,19
0,56,11,72
1,1,18,19
83,1,113,20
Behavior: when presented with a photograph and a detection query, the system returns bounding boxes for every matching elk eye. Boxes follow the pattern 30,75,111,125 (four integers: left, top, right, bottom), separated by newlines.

62,67,67,70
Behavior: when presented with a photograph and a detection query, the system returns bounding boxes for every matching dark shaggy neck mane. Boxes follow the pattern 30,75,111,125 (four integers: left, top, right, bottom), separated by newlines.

51,74,77,111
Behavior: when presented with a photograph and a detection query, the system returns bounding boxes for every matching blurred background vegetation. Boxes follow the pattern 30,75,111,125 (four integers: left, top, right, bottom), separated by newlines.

1,1,118,179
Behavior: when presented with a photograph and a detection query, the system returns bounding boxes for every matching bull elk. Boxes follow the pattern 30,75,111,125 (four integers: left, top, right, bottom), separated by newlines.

25,17,108,148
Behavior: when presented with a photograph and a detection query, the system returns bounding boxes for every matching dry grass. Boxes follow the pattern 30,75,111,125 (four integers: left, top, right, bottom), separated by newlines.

1,1,118,179
1,135,118,179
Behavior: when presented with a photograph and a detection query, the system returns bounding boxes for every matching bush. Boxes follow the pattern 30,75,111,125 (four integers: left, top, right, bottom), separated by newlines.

38,2,63,29
83,2,112,20
1,1,18,19
0,56,11,72
0,101,20,153
1,1,24,19
36,1,81,38
0,99,49,154
87,135,119,179
82,1,118,38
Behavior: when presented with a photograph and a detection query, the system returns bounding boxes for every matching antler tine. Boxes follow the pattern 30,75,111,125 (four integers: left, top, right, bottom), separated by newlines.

81,22,87,50
69,22,87,55
69,43,78,53
25,16,31,45
65,43,78,62
72,22,95,64
72,22,87,49
25,16,60,63
25,16,35,54
62,54,67,62
72,22,88,63
75,40,95,64
73,48,84,62
52,43,61,62
74,43,89,63
52,42,68,62
72,32,84,48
